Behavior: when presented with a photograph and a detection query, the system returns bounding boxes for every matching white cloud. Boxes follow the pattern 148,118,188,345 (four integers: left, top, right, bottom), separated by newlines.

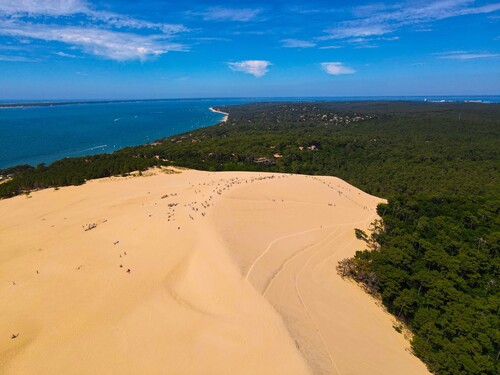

324,23,394,39
319,45,343,50
436,51,500,60
0,0,89,16
0,1,188,61
321,62,355,75
202,7,261,22
281,39,316,48
352,3,399,18
323,0,500,40
0,20,186,61
0,54,37,62
228,60,271,77
55,51,77,58
88,11,188,34
0,1,187,34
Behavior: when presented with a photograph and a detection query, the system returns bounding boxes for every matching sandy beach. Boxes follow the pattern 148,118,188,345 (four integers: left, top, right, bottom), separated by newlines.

0,169,430,374
209,107,229,122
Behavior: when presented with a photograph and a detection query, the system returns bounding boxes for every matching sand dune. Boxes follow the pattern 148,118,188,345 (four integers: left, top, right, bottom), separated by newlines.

0,169,430,374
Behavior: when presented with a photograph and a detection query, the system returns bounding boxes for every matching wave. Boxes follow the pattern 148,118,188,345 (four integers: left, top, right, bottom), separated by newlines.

89,144,108,150
70,145,108,154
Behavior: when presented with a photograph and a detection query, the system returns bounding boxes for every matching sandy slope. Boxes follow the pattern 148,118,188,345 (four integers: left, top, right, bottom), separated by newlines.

0,169,430,374
212,175,430,375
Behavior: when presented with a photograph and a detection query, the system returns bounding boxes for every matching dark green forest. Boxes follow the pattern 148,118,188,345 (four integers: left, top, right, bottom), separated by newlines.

1,101,498,198
341,197,499,374
1,101,499,374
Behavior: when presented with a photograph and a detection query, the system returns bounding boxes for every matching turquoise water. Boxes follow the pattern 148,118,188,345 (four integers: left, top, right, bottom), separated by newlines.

0,99,244,169
1,96,498,169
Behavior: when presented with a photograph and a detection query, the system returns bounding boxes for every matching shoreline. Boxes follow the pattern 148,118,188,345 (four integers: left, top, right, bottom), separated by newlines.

209,107,229,122
1,95,499,109
0,104,233,170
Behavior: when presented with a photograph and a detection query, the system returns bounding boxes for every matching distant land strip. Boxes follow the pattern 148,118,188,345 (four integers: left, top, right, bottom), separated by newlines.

0,99,209,108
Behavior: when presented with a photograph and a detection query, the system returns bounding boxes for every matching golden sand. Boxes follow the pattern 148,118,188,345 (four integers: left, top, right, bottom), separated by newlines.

0,169,430,374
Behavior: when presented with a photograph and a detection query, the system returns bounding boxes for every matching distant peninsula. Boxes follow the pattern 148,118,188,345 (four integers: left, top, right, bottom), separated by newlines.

0,99,183,109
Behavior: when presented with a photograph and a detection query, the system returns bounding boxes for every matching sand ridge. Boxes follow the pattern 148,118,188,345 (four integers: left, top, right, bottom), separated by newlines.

212,174,430,375
0,168,430,374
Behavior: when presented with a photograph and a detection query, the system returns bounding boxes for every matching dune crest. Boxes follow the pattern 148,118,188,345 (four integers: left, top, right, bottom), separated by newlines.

0,169,429,374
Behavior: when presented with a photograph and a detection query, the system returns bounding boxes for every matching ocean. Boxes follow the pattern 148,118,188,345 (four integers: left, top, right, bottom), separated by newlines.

1,96,498,170
0,99,244,169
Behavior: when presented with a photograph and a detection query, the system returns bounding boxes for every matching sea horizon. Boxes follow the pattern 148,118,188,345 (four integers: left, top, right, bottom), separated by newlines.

1,95,500,106
1,95,499,171
0,99,239,170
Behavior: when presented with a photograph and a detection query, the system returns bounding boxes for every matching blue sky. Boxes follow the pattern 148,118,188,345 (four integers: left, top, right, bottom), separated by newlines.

0,0,499,99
